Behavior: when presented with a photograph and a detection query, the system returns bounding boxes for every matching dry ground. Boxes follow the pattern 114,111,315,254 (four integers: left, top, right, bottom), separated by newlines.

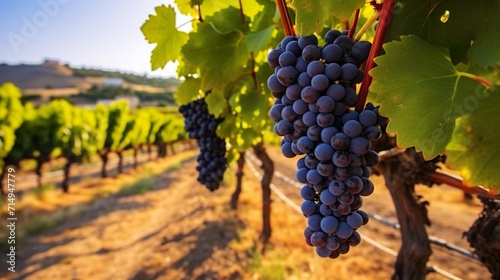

0,147,491,280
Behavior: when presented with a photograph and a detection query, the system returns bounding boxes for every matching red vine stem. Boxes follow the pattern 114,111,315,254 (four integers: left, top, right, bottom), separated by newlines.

250,52,258,90
238,0,245,24
197,4,203,22
355,0,396,112
430,171,494,196
347,9,360,39
276,0,295,36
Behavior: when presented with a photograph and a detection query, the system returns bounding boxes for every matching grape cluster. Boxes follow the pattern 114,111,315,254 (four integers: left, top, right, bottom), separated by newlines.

267,30,387,258
179,98,227,191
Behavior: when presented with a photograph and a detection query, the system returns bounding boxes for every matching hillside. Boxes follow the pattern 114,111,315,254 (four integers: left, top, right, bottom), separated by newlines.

0,61,180,97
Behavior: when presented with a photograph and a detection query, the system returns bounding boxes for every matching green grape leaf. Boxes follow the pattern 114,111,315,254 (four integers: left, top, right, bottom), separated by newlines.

468,3,500,68
329,0,364,22
175,77,201,105
141,5,189,70
445,87,500,193
387,0,496,64
371,35,488,159
291,0,363,35
291,0,327,35
217,114,237,139
182,8,250,91
205,90,227,117
244,25,275,54
175,0,237,18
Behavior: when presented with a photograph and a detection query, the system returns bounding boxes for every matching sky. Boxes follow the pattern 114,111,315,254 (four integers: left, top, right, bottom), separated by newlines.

0,0,192,78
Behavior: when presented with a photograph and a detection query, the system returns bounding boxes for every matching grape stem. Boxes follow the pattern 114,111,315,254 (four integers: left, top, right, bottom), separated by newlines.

275,0,295,36
430,171,495,197
250,51,258,90
197,3,203,22
355,0,396,112
238,0,245,24
347,9,361,39
354,10,380,42
459,72,492,88
377,147,495,196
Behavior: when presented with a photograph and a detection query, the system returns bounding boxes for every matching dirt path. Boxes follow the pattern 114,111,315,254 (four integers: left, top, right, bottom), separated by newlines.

0,147,491,280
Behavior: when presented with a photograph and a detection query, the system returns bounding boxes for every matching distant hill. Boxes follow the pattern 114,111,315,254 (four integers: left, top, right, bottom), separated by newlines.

0,61,86,89
0,61,180,97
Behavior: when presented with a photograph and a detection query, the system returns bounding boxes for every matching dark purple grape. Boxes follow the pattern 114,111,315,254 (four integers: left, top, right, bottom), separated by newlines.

267,74,286,92
308,102,319,113
320,189,337,205
281,141,295,158
286,84,302,101
359,110,378,127
311,231,327,248
345,176,363,194
302,111,317,126
320,216,339,234
343,120,362,137
325,63,342,81
343,87,357,106
308,214,323,231
281,105,297,122
304,154,319,169
316,96,335,113
307,125,322,141
298,34,318,49
293,99,308,115
350,137,371,155
302,45,322,62
338,191,354,205
297,136,316,154
314,143,334,161
331,133,350,150
340,63,358,81
326,235,340,251
294,119,308,134
359,177,374,196
276,119,293,136
279,51,297,67
298,72,312,87
320,204,333,216
324,29,342,44
269,104,284,122
333,151,350,168
286,40,302,56
338,204,352,215
320,126,338,143
348,231,361,246
301,86,320,103
301,200,317,216
326,83,345,101
316,113,335,127
277,66,299,86
347,212,363,229
341,110,359,123
317,161,334,177
316,247,332,258
322,44,343,63
300,185,316,200
296,167,309,183
267,49,283,68
336,222,354,239
351,41,372,63
306,169,323,185
307,61,325,77
311,74,329,91
295,57,309,73
329,180,345,196
364,150,380,167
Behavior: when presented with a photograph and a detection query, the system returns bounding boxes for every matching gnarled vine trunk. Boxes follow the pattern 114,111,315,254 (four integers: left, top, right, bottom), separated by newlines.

230,152,245,210
99,151,109,178
133,147,139,169
465,195,500,279
253,144,274,246
117,151,124,174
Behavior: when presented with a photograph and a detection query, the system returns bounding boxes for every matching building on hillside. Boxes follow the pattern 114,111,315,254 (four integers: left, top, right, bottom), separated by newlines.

103,78,123,87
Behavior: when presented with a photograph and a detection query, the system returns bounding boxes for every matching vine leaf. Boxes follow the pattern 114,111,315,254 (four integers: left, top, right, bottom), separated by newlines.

291,0,364,35
205,90,227,117
445,87,500,193
386,0,496,64
141,5,189,70
329,0,365,22
468,3,500,68
182,8,250,91
371,35,488,159
174,77,201,105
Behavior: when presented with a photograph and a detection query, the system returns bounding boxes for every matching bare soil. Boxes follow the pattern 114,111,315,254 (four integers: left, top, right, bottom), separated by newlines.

0,147,491,280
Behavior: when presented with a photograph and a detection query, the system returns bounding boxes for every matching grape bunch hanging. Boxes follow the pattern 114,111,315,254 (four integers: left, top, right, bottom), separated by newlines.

267,30,388,258
179,98,227,191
